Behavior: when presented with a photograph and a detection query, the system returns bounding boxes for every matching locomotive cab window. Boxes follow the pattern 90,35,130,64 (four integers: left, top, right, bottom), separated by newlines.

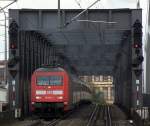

37,76,49,85
49,76,62,85
37,76,63,86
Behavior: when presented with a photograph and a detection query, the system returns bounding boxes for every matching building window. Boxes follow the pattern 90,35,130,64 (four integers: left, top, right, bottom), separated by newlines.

100,75,103,82
103,76,108,82
103,87,108,100
87,76,92,82
108,76,111,82
107,76,113,82
94,76,100,82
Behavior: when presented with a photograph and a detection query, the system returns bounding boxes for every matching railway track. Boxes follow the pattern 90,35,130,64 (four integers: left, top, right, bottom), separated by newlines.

29,117,64,126
86,104,99,126
42,119,61,126
29,110,74,126
104,105,112,126
94,105,132,126
86,104,113,126
28,104,132,126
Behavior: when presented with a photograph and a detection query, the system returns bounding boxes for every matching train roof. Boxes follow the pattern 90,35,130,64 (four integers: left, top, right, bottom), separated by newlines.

35,67,66,72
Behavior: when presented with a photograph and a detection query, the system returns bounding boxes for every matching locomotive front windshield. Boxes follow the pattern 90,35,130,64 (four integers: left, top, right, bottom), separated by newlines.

37,76,63,86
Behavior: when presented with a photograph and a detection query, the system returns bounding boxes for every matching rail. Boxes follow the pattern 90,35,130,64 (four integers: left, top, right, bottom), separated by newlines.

105,105,112,126
44,119,61,126
86,104,99,126
45,110,74,126
29,110,74,126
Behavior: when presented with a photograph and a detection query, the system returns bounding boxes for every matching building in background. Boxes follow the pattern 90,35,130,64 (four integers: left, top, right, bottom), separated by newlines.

0,60,5,86
80,75,114,104
0,60,8,112
0,88,8,112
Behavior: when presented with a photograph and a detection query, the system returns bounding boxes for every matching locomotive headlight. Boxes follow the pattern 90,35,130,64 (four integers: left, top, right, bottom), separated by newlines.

36,96,41,99
57,96,63,99
31,102,35,104
52,90,63,95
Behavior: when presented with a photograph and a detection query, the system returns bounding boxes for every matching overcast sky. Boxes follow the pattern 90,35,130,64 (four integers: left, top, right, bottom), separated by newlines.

0,0,141,9
0,0,149,59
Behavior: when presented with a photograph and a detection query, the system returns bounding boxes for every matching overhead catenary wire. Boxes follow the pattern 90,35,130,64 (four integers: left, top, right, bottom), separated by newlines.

77,19,117,24
0,0,17,10
64,0,101,27
74,0,82,9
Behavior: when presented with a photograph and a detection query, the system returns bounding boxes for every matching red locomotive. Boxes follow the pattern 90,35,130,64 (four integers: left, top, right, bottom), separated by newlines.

30,67,92,114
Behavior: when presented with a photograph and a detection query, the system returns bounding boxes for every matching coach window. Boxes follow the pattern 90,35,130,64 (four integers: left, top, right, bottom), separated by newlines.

37,76,49,85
